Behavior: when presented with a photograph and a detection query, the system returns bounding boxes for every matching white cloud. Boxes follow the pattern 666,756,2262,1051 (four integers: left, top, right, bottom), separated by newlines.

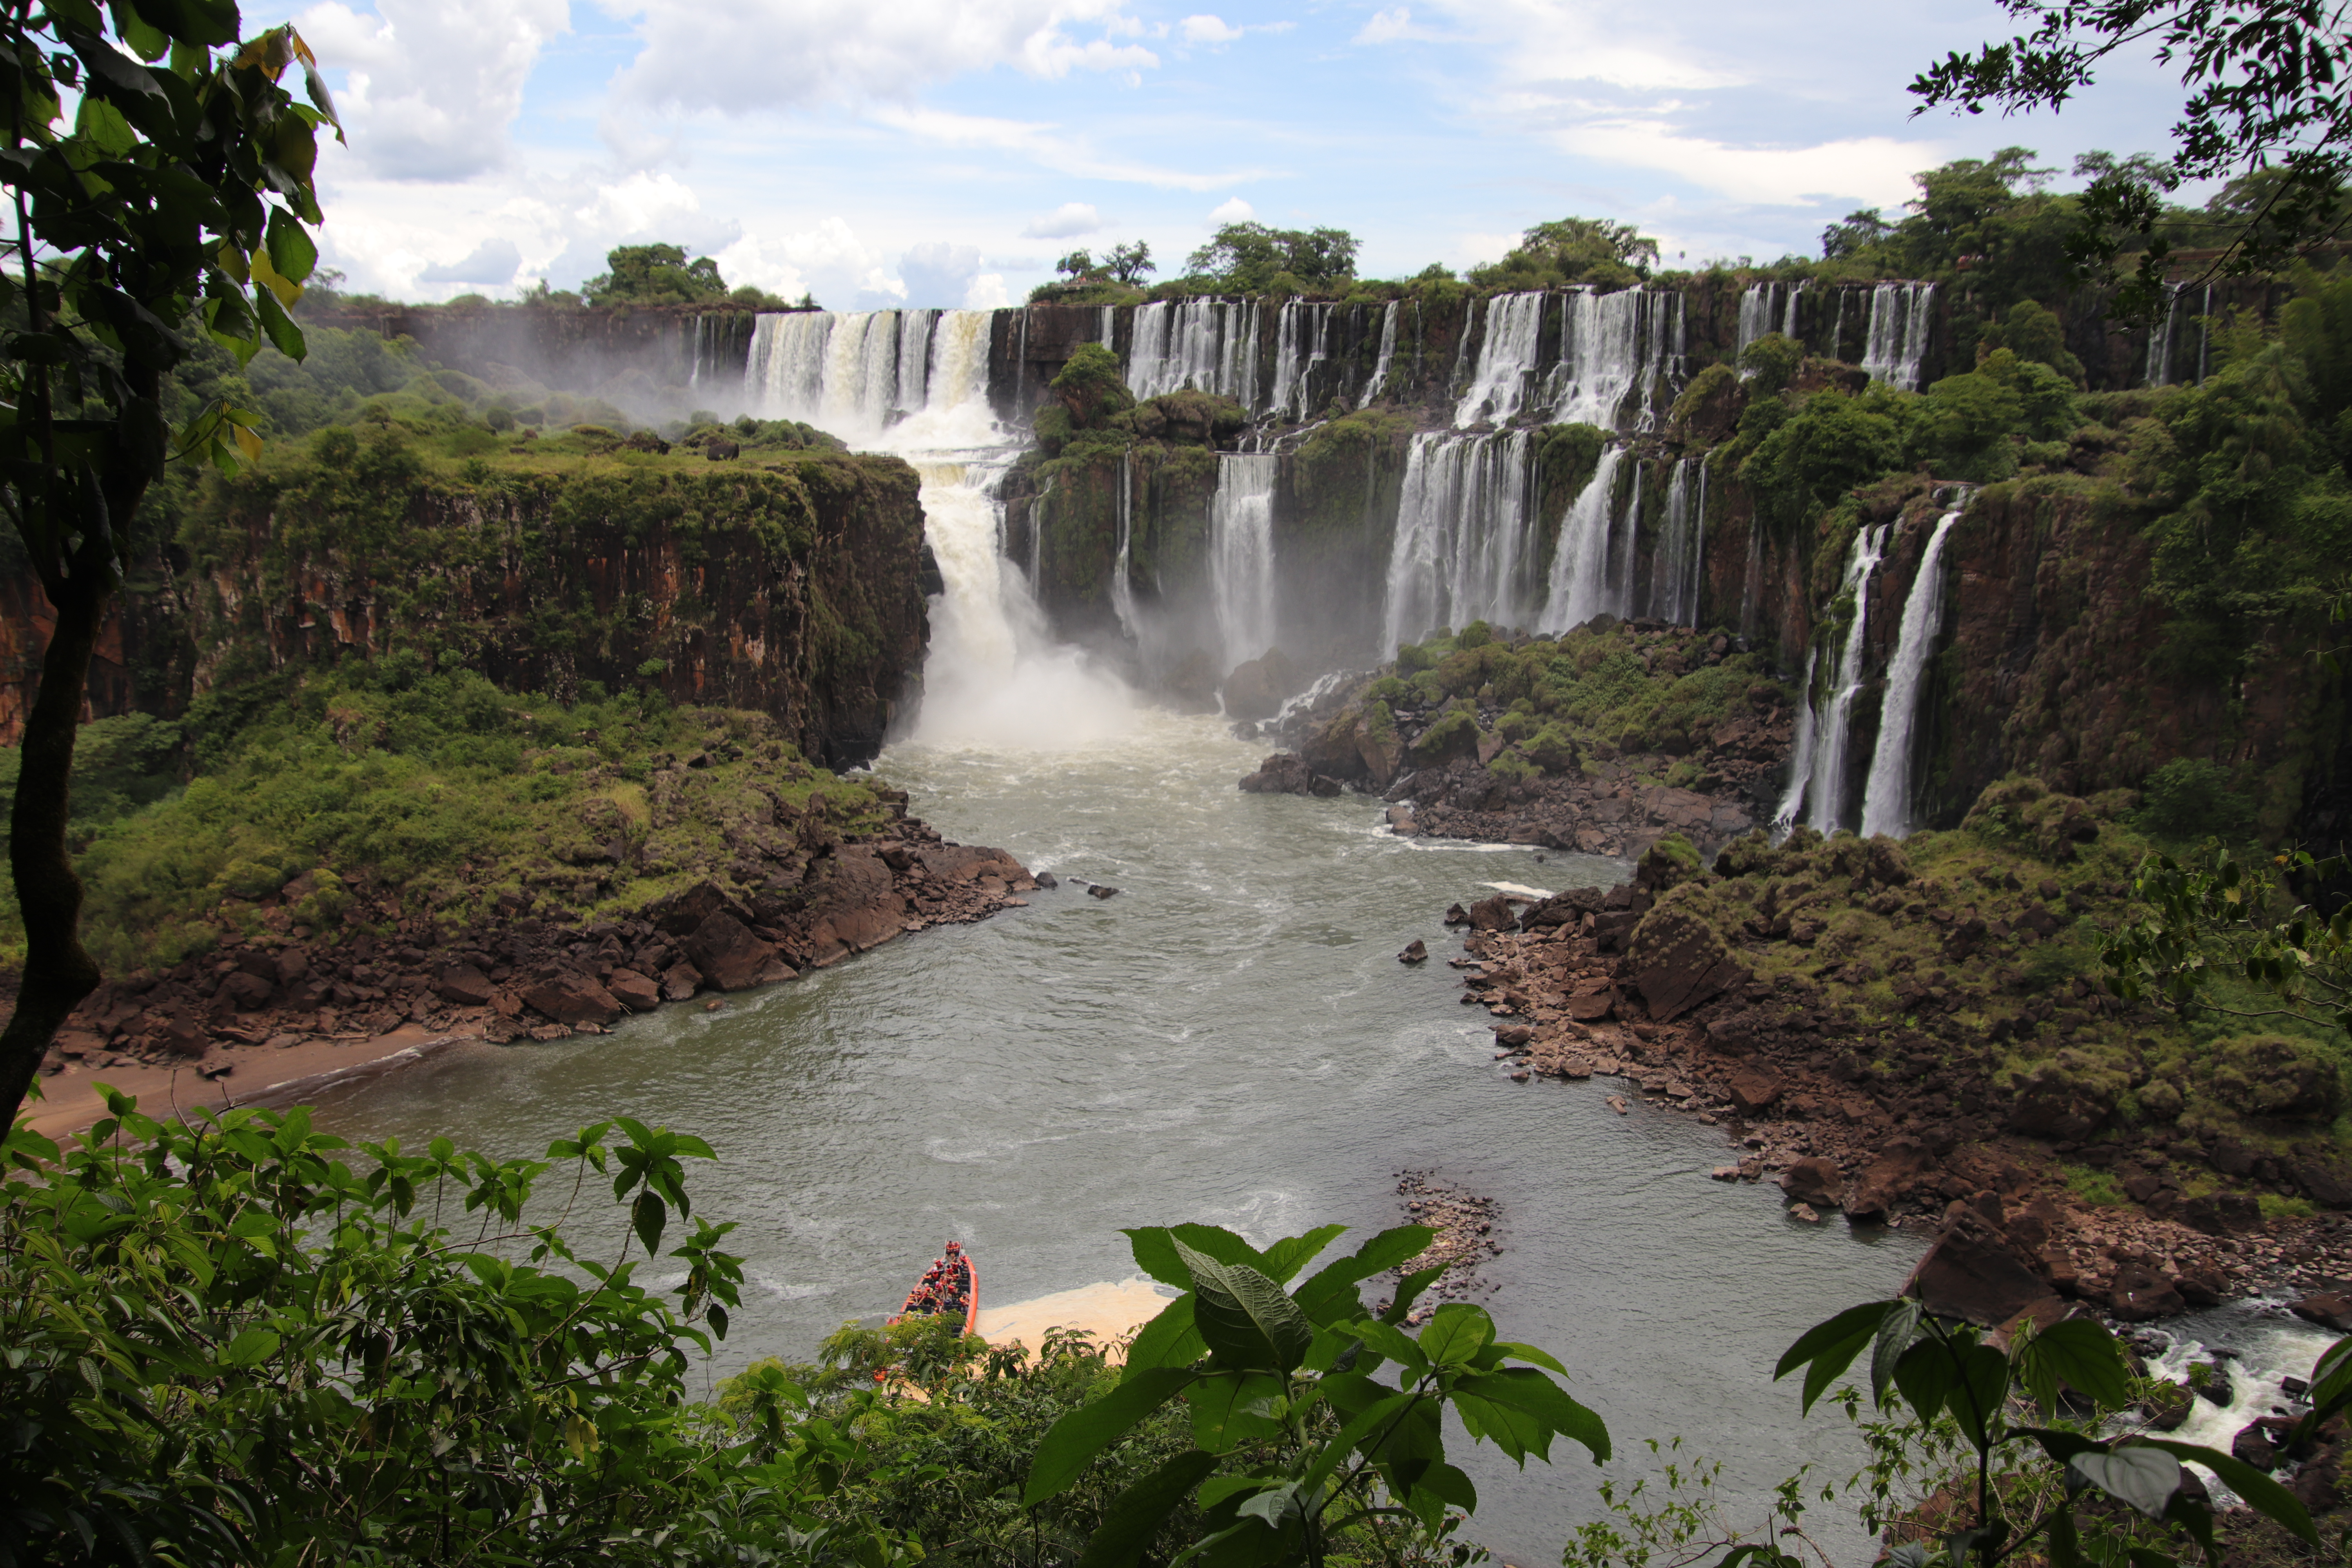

1209,196,1253,223
1354,7,1432,44
1401,0,1736,92
712,219,900,310
901,241,987,307
1022,201,1102,238
297,0,567,179
871,105,1270,189
417,238,523,284
1179,14,1242,43
964,273,1011,308
1553,119,1936,207
608,0,1158,116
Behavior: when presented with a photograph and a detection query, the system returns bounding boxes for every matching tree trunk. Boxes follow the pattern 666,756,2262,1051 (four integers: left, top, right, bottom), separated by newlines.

0,568,110,1127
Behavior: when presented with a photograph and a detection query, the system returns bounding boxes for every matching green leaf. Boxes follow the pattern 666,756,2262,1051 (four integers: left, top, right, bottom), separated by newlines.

1345,1316,1428,1375
1870,1299,1922,1406
1188,1371,1283,1453
1293,1225,1434,1323
1121,1293,1205,1381
1254,1223,1347,1283
2306,1335,2351,1421
2019,1318,2132,1413
630,1189,665,1256
264,206,317,285
1417,1303,1495,1367
1299,1387,1418,1495
1947,1343,2012,1450
1487,1339,1569,1375
220,1327,280,1367
1124,1225,1263,1290
1077,1450,1220,1568
2067,1446,2181,1521
2047,1505,2085,1568
1454,1368,1610,1462
1381,1264,1445,1325
1774,1301,1895,1414
1024,1367,1196,1505
2016,1425,2104,1465
2138,1438,2318,1545
1176,1239,1313,1373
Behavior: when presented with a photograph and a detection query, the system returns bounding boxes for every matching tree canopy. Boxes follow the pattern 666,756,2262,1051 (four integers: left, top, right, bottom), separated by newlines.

583,243,731,307
1184,222,1359,292
1470,217,1659,290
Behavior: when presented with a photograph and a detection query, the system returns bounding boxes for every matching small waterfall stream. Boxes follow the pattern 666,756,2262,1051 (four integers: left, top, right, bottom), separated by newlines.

1127,298,1261,405
1805,524,1890,831
1209,454,1279,669
1535,448,1628,634
1859,283,1935,392
1859,498,1969,838
1360,301,1400,405
1648,458,1704,625
1455,292,1551,427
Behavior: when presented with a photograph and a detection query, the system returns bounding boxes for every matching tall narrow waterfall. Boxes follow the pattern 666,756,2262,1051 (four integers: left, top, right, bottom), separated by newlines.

1270,302,1336,422
1535,448,1630,634
2145,287,2184,387
1127,298,1261,405
1859,499,1968,838
1360,301,1400,405
1551,287,1678,430
1649,458,1704,624
1802,524,1891,831
1737,512,1763,638
1110,448,1139,643
1380,431,1535,653
1773,649,1819,829
1454,292,1550,426
1735,285,1774,359
1209,454,1279,670
1859,284,1935,392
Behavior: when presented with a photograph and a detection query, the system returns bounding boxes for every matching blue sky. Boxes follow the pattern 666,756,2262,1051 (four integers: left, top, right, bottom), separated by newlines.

290,0,2203,308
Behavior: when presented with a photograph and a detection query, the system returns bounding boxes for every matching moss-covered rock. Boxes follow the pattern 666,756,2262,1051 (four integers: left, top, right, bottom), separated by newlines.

2209,1035,2343,1122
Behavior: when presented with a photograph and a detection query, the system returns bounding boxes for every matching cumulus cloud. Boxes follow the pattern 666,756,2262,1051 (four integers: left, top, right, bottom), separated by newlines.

1209,196,1253,223
900,242,987,307
872,105,1267,189
1179,14,1241,43
607,0,1158,117
296,0,567,179
964,273,1010,308
711,218,902,310
1553,119,1934,207
417,237,523,284
1022,201,1102,238
1354,7,1433,44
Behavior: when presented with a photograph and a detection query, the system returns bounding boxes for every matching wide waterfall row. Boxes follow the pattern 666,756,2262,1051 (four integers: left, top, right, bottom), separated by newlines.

746,309,994,437
1380,437,1708,653
1452,288,1684,431
1858,283,1936,392
1127,298,1262,405
1735,282,1804,359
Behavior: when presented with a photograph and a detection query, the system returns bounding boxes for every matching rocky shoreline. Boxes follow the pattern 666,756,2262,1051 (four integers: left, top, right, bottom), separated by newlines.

32,785,1036,1114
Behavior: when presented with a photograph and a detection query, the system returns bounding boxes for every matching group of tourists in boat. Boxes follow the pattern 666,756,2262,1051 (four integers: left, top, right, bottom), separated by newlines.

893,1240,978,1334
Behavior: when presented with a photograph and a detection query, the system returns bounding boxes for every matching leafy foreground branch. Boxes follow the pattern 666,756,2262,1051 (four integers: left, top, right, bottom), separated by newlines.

4,1096,2346,1568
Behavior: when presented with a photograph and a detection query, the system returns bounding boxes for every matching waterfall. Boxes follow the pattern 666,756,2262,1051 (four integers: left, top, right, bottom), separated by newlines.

1859,499,1967,838
1829,289,1848,363
1802,524,1891,831
1454,292,1550,426
747,308,993,443
1535,447,1630,634
2197,284,2212,382
1782,281,1804,343
1773,648,1820,829
1736,285,1774,359
1648,458,1704,625
1126,298,1260,405
1360,301,1400,405
1110,448,1139,643
1550,287,1677,430
1380,430,1536,652
1859,283,1935,392
1270,301,1336,422
1737,508,1762,638
1098,305,1115,347
1448,295,1481,399
2146,286,2184,387
1209,454,1279,670
1613,461,1644,615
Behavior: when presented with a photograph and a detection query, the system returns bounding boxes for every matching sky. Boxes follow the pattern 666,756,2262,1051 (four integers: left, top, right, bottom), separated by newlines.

290,0,2205,310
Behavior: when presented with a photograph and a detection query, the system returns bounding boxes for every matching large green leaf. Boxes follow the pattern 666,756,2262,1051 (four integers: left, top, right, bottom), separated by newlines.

1120,1292,1205,1382
1454,1368,1609,1462
1417,1303,1494,1368
264,205,317,284
2018,1318,2132,1414
1256,1223,1347,1283
1381,1265,1446,1326
1125,1225,1266,1290
1188,1370,1283,1453
1946,1343,2012,1450
1292,1225,1434,1323
2307,1334,2351,1423
1024,1367,1196,1505
1870,1299,1922,1406
1078,1450,1220,1568
2138,1438,2318,1545
2067,1446,2180,1521
1893,1338,1959,1425
1176,1239,1312,1373
1774,1300,1896,1414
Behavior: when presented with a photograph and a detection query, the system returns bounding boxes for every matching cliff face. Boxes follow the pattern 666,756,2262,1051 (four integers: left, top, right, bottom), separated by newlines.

4,448,935,770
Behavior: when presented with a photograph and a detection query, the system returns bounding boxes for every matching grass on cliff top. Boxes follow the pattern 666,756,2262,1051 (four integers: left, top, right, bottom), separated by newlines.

0,655,896,976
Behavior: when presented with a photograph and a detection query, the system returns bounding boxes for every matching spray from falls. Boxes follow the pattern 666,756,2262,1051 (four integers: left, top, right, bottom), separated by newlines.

1859,284,1935,392
1380,431,1535,652
1859,498,1968,838
1209,454,1279,670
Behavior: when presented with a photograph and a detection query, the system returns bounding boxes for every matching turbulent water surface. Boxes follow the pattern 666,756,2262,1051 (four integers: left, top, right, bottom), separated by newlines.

318,710,1931,1560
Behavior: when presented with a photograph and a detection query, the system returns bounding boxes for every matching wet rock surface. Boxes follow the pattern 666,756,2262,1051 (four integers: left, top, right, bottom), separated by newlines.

1379,1170,1503,1323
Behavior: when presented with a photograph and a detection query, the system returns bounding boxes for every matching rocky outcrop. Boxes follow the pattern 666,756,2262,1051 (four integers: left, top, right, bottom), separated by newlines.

1238,752,1343,797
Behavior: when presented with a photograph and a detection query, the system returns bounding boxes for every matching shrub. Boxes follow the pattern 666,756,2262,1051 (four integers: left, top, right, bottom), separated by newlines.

2136,757,2252,840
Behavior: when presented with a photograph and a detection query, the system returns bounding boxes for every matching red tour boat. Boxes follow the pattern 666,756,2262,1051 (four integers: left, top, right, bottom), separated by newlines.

891,1241,979,1336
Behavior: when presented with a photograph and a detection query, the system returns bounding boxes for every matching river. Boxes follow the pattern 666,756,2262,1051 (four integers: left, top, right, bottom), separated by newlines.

313,704,1929,1562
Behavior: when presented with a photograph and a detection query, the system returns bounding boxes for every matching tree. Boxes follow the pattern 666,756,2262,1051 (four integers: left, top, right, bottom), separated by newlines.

1471,216,1658,290
1184,222,1359,292
1822,207,1894,261
0,4,338,1126
1912,0,2352,318
1055,247,1098,281
582,243,730,307
1105,238,1154,285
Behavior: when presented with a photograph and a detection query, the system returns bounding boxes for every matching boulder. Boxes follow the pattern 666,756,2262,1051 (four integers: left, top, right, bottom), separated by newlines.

2290,1292,2352,1333
1780,1156,1842,1207
1904,1225,2061,1328
651,880,752,939
1221,650,1303,721
1625,904,1746,1021
2143,1380,2194,1432
1466,894,1516,932
684,912,795,992
218,971,274,1011
2231,1424,2281,1473
1398,939,1428,964
2210,1034,2343,1121
1846,1135,1939,1220
2005,1052,2123,1140
1728,1069,1782,1115
1088,883,1120,900
1238,752,1343,797
436,963,496,1006
2108,1264,2187,1322
660,960,704,1002
606,968,662,1013
520,964,624,1027
1700,1008,1759,1056
2292,1159,2352,1208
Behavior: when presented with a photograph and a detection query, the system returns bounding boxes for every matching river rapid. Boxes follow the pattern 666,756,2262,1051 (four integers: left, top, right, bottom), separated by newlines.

316,704,1932,1561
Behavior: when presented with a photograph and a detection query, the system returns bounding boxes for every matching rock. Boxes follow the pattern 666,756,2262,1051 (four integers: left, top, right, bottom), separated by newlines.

1565,991,1614,1022
1711,1165,1742,1181
1465,894,1516,931
2291,1159,2352,1208
1728,1069,1782,1115
435,963,496,1006
1036,871,1059,889
273,949,310,988
683,912,792,992
2290,1292,2352,1332
520,964,623,1027
1790,1203,1822,1224
660,960,704,1002
606,968,662,1013
1592,910,1639,952
2190,1359,2235,1406
651,879,750,938
1606,1094,1628,1114
1238,751,1343,797
1399,939,1428,964
2209,1034,2342,1121
2173,1265,2226,1307
705,437,740,460
1904,1226,2062,1328
2231,1423,2280,1473
1625,904,1746,1022
1493,1023,1534,1047
218,971,274,1011
1780,1156,1842,1207
1700,1009,1759,1056
1221,650,1303,722
1443,904,1470,925
2005,1051,2123,1140
1088,884,1120,900
1846,1135,1938,1220
2143,1380,2194,1431
2108,1264,2187,1322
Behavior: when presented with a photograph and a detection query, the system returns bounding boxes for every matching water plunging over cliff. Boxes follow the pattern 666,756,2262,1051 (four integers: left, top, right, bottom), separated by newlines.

1649,458,1705,625
1859,500,1968,838
1859,284,1934,393
1127,298,1261,405
1455,292,1550,426
1270,302,1338,423
1536,448,1629,635
1802,524,1891,831
1209,454,1279,670
1735,283,1804,358
1381,431,1535,650
1361,301,1400,406
1773,648,1820,830
747,308,996,446
1552,288,1680,430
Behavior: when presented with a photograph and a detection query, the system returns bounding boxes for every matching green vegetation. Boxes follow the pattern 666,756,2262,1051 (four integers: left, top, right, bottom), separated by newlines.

0,662,889,974
1469,217,1659,291
576,242,797,311
1183,223,1359,293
